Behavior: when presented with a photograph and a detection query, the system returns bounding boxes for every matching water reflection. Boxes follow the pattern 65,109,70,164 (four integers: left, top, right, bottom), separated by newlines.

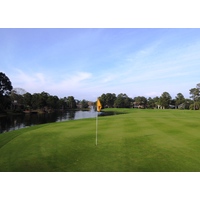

0,109,98,133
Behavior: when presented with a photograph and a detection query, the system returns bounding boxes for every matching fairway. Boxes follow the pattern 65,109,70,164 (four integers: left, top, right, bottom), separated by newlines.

1,109,200,172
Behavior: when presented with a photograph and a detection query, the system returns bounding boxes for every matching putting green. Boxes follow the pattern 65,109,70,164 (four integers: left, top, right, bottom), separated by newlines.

0,109,200,172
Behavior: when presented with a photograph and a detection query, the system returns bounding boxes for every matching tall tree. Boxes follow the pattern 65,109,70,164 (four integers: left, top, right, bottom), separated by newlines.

99,93,116,108
147,97,156,109
114,93,131,108
175,93,185,107
10,89,24,105
0,72,13,96
185,98,193,109
153,96,160,108
67,96,77,109
99,93,106,108
47,95,59,109
134,96,147,108
31,93,40,109
0,72,13,112
159,92,172,109
23,92,32,110
189,88,200,110
105,93,116,108
58,97,68,110
39,92,50,108
81,99,89,109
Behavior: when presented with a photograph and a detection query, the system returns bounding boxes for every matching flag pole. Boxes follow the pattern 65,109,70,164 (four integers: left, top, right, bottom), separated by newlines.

96,110,98,146
96,98,102,146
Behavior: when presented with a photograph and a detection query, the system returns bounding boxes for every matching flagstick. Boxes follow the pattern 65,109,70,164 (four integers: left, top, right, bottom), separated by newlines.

96,98,102,146
96,111,98,146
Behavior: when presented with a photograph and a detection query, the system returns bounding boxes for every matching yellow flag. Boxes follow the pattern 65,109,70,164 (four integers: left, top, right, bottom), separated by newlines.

97,99,102,112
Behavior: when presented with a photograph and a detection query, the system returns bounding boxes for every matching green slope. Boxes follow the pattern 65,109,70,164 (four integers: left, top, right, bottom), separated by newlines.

1,109,200,172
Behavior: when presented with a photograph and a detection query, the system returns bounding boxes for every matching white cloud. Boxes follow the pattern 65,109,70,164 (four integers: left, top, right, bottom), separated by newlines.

11,69,92,97
48,72,93,97
11,69,48,93
14,69,35,84
69,72,92,84
35,73,46,84
5,31,200,101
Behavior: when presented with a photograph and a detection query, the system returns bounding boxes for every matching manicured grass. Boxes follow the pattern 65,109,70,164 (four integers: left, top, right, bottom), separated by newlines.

1,109,200,172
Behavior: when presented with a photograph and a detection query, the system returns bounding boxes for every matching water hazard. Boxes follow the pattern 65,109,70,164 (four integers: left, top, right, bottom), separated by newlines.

0,108,120,133
0,109,98,133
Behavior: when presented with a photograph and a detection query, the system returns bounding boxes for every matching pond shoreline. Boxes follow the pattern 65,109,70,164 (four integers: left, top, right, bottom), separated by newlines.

0,107,126,134
0,109,117,134
0,108,91,117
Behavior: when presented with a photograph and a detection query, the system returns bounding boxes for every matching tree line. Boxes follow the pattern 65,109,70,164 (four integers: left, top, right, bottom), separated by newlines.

0,72,89,113
98,87,200,110
1,72,200,113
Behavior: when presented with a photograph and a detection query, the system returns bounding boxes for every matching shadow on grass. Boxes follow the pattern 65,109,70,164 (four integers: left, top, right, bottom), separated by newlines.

98,110,127,117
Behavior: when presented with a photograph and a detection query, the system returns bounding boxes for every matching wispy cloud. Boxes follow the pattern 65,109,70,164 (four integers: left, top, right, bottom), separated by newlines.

10,69,49,93
11,69,93,98
2,29,200,100
53,72,93,93
35,73,46,84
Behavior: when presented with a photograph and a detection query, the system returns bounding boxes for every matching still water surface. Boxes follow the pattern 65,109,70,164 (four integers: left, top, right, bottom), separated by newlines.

0,109,99,133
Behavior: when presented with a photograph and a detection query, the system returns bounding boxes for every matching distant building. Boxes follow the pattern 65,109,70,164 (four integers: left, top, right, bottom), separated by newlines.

178,103,185,109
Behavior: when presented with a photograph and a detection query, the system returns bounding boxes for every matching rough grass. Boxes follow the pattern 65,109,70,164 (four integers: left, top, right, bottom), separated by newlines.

1,109,200,172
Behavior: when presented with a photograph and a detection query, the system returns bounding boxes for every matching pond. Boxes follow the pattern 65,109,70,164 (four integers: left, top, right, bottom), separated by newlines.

0,109,99,133
0,108,118,133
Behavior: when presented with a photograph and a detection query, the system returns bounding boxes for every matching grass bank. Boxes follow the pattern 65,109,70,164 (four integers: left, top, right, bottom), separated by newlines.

1,109,200,172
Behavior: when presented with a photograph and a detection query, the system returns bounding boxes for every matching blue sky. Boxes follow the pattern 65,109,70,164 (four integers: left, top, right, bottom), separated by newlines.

1,28,200,100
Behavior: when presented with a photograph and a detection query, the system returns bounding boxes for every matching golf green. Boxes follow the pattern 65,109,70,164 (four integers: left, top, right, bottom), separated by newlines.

0,109,200,172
